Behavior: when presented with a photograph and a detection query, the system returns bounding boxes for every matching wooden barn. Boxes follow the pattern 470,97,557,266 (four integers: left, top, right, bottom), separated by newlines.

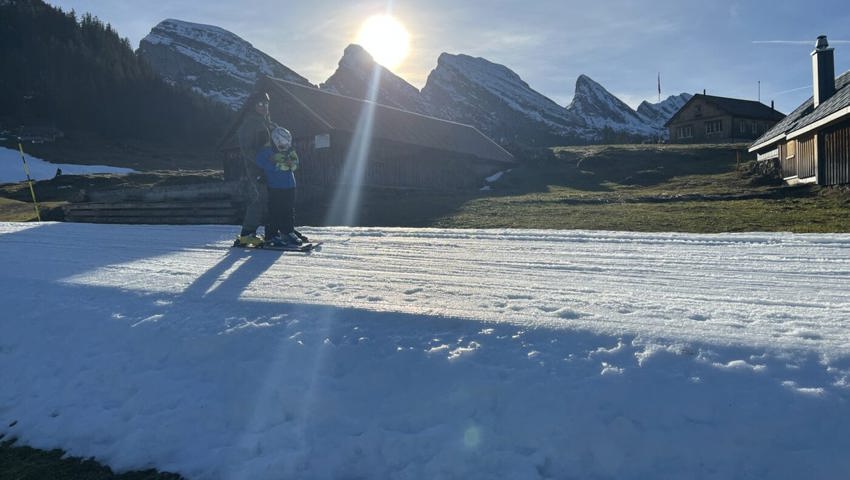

749,36,850,186
219,75,515,191
665,94,784,144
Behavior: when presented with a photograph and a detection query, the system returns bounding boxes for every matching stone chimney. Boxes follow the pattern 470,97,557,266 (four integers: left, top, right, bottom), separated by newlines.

812,35,836,108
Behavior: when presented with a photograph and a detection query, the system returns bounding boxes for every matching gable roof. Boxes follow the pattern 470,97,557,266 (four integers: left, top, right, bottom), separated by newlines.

665,94,784,127
256,76,515,164
750,70,850,151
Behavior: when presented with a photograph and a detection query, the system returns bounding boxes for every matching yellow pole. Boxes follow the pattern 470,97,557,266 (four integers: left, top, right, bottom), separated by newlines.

17,141,41,222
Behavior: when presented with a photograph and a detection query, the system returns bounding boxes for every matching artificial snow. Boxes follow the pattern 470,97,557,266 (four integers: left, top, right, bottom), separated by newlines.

0,147,134,184
1,222,849,479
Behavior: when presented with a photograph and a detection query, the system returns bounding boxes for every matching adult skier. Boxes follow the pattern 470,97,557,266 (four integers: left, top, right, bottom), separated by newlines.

235,91,275,247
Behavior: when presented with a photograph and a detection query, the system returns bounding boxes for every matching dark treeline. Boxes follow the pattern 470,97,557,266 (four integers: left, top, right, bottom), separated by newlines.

0,0,233,146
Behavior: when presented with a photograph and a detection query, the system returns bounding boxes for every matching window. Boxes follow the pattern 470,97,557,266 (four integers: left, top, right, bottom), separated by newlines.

677,125,693,139
705,119,723,135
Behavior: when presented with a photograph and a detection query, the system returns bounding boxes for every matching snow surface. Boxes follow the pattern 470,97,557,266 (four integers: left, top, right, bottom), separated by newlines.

2,222,850,479
0,147,134,184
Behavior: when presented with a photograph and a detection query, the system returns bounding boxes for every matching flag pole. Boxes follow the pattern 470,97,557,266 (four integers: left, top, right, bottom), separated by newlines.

17,139,41,222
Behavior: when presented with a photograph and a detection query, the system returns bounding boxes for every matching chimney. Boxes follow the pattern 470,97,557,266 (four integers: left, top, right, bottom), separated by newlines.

812,35,836,108
771,100,775,110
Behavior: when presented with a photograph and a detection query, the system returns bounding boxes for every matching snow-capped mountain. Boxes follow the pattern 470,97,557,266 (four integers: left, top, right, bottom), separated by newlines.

137,18,691,146
320,44,429,114
137,19,313,110
637,93,694,130
421,53,592,145
566,75,660,138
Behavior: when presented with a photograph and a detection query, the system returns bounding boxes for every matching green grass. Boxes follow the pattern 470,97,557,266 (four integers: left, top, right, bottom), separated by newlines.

0,439,181,480
426,144,850,232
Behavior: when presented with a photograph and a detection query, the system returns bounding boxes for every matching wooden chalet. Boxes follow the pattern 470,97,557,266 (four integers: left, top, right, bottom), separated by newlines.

665,94,784,144
219,75,515,191
749,36,850,186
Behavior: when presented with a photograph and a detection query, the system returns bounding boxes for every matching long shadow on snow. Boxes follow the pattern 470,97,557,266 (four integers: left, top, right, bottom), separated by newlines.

1,225,849,478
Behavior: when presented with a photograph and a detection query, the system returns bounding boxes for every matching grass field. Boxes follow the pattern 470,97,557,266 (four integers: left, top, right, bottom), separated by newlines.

3,143,850,232
300,143,850,232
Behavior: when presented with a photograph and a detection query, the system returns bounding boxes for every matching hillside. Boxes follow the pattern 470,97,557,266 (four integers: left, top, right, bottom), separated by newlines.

0,1,233,167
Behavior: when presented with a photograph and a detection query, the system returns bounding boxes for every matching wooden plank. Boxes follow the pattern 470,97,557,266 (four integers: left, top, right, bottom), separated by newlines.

64,200,237,211
87,181,242,203
65,213,239,221
65,209,239,218
65,215,240,225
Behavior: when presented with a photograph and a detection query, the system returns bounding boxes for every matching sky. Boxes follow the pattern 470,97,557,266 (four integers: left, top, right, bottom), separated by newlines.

46,0,850,113
2,222,850,478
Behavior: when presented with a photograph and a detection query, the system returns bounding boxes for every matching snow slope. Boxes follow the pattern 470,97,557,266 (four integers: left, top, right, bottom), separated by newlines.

0,147,134,184
2,222,849,479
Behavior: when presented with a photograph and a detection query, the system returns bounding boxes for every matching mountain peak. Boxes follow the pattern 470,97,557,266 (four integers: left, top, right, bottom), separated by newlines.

422,53,589,144
138,18,311,109
339,44,375,69
636,93,693,130
576,73,595,84
320,44,426,113
568,74,658,137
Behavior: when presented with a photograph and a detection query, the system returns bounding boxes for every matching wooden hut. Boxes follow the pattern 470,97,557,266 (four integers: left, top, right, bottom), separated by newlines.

665,95,783,144
219,75,515,191
749,36,850,186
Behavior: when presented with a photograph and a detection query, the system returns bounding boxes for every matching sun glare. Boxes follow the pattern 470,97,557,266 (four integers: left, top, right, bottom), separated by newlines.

356,15,410,70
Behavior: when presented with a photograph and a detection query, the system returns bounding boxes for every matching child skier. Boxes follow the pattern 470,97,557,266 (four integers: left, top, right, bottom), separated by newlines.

254,126,308,247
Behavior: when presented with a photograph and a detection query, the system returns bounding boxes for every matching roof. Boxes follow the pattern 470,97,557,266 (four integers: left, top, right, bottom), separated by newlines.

750,70,850,151
258,76,515,164
665,94,785,127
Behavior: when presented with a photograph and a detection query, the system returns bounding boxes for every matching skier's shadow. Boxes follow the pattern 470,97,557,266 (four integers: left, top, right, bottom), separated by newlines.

182,248,279,302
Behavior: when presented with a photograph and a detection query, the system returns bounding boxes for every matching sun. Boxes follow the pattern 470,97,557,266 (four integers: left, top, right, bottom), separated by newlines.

356,15,410,70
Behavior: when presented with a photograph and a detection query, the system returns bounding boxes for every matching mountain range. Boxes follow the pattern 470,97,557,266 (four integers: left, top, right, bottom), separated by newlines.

138,19,689,147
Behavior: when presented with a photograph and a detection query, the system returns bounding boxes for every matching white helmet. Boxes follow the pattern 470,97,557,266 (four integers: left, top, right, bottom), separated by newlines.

271,127,292,150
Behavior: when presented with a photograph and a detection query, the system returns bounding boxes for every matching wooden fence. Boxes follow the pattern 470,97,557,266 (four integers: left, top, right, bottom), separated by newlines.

63,181,243,224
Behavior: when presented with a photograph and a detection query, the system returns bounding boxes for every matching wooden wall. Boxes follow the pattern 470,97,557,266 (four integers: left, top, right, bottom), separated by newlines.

822,120,850,185
778,135,817,182
797,135,818,180
295,133,504,191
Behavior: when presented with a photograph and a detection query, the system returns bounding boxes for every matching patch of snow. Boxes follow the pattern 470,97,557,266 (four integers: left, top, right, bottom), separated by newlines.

0,147,134,183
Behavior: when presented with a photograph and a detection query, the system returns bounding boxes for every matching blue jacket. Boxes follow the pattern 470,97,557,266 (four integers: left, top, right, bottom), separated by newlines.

254,146,297,189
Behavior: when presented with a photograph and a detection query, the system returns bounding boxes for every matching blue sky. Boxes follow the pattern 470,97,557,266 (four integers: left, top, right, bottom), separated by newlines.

48,0,850,113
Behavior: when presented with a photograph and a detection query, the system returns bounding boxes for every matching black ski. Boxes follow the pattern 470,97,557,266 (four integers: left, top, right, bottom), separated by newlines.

260,241,323,252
